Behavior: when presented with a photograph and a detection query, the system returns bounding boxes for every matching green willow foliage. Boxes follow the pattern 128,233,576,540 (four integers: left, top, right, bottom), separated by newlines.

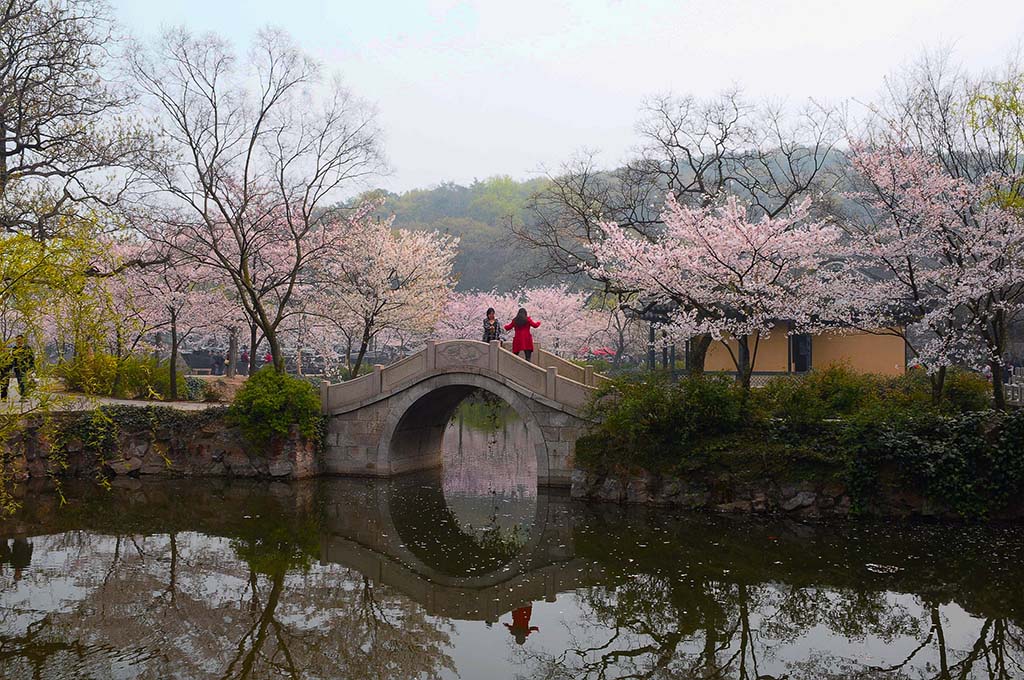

58,353,187,401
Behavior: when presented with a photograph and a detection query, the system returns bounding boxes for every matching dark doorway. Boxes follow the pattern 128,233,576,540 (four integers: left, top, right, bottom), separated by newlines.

791,334,812,373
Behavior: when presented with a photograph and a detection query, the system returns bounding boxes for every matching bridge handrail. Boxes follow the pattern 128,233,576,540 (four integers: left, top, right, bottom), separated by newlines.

321,339,607,414
530,346,611,389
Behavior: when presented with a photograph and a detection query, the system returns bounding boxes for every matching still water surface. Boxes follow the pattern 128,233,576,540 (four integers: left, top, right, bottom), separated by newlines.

1,396,1022,679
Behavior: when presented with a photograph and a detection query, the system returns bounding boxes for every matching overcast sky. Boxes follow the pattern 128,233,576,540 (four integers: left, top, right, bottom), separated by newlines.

110,0,1024,194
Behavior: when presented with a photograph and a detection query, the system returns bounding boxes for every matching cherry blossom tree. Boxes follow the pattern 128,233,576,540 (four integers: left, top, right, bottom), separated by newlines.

133,252,236,399
592,194,843,392
515,91,840,372
835,141,1024,407
435,287,608,358
129,28,384,373
311,215,458,377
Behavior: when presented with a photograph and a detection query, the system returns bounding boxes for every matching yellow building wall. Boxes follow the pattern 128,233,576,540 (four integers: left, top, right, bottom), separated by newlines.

812,332,906,376
702,326,906,375
705,330,790,372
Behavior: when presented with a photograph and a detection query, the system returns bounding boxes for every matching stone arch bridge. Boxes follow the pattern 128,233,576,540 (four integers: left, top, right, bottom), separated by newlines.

320,340,607,486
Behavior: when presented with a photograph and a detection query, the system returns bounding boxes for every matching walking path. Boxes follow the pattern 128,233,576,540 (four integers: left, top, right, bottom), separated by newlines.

1,393,225,415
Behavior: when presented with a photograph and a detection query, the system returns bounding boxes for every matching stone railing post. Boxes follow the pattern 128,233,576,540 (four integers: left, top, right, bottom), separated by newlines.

546,366,557,400
584,365,594,386
374,364,384,395
489,340,500,372
425,340,436,371
320,380,330,413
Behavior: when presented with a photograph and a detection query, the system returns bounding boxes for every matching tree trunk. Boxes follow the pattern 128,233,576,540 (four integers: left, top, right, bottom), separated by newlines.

687,335,712,377
983,307,1007,409
227,327,238,378
267,330,285,374
167,532,178,605
931,604,949,677
929,365,947,406
112,329,124,397
169,309,179,401
351,323,373,378
991,359,1006,410
249,323,258,374
737,335,753,394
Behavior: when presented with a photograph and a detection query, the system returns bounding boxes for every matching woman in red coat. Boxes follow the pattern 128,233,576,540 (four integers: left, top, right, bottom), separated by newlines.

504,308,541,361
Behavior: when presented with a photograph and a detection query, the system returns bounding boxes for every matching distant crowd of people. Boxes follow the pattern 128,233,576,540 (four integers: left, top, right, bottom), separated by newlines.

197,347,274,376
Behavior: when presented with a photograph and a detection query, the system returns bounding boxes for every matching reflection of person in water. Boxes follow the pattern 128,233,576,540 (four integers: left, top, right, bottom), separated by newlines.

10,537,32,581
0,538,10,575
504,605,539,645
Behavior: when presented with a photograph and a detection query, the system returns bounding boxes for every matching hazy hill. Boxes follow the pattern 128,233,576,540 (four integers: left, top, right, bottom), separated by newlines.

355,176,549,292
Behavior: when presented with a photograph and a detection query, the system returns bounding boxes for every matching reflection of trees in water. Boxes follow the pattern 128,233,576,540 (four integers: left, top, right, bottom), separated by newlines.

517,508,1024,680
449,389,520,433
443,389,536,500
0,483,456,679
4,480,1024,679
525,585,1023,679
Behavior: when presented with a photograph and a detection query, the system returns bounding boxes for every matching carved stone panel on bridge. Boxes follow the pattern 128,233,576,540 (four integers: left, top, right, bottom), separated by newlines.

435,341,489,370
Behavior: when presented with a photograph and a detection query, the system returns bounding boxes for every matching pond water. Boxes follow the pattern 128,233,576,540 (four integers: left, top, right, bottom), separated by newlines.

1,395,1022,679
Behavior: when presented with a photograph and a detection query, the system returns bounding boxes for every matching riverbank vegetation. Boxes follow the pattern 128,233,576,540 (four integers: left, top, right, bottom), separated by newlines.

228,368,323,446
577,366,1024,518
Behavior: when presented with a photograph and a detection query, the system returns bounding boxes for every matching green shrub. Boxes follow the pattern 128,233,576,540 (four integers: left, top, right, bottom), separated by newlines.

847,409,1024,518
754,364,881,435
58,353,186,400
578,375,743,471
185,376,206,401
145,360,188,401
58,352,118,395
229,367,322,446
756,364,990,436
941,368,992,412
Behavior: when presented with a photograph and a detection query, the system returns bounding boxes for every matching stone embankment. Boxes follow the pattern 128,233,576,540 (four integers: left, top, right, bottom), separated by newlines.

5,407,318,482
570,468,1024,520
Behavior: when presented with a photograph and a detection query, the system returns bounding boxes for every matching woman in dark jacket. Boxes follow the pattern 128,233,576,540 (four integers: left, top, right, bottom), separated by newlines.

482,307,502,343
504,308,541,361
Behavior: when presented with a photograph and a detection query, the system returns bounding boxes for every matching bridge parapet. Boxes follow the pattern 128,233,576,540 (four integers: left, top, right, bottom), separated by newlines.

320,340,605,485
321,340,605,416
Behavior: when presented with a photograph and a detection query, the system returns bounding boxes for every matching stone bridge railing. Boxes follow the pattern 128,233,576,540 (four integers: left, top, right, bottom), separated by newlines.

321,340,609,415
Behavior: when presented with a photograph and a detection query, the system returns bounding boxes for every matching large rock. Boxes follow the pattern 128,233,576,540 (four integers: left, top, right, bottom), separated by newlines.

107,457,143,476
268,459,294,478
598,477,625,503
780,491,817,512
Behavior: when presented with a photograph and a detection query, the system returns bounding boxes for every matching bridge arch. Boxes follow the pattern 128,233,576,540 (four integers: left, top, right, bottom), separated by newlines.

377,372,551,481
321,340,603,486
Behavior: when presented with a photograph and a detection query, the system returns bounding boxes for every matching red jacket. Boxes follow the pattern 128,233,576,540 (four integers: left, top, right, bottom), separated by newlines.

505,317,541,353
